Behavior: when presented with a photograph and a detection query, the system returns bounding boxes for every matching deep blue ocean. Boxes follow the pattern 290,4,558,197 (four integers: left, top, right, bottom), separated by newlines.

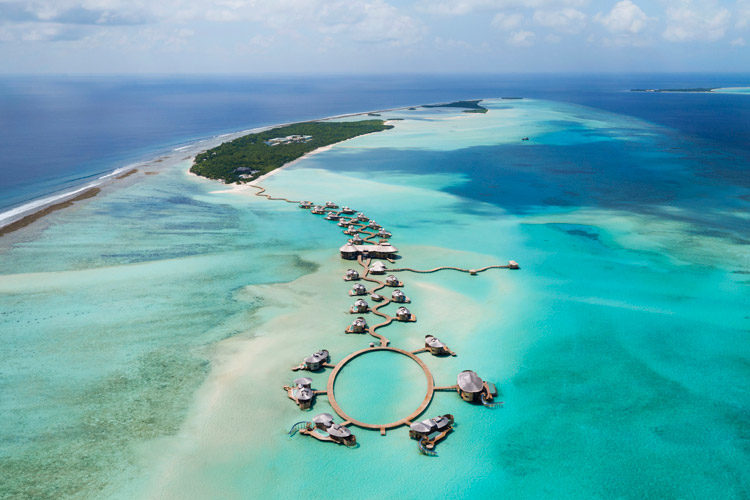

2,74,749,213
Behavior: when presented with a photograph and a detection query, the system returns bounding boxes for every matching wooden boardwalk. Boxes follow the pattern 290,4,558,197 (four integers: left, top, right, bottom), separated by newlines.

248,182,516,436
326,346,435,434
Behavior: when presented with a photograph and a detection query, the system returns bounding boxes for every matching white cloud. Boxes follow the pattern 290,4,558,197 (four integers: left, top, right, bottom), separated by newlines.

508,29,535,46
730,36,745,46
595,0,650,34
533,8,586,34
0,0,424,47
738,0,750,29
418,0,587,16
663,0,730,42
491,12,523,30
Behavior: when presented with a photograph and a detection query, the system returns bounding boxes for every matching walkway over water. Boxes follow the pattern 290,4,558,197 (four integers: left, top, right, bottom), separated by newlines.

249,182,514,436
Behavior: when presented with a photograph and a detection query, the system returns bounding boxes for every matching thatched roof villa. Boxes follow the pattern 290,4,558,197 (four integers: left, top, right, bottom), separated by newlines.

350,299,369,313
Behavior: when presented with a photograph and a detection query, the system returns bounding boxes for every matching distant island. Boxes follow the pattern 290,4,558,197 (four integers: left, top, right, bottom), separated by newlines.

631,88,715,93
190,120,393,183
423,99,488,113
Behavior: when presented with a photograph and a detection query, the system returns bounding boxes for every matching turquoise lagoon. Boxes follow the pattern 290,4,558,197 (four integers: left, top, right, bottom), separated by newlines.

0,98,748,499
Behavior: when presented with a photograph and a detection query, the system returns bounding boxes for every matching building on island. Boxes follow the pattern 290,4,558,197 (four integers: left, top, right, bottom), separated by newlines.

264,134,313,146
396,306,413,321
424,335,454,356
344,269,360,280
385,275,401,287
350,283,367,296
346,317,368,333
369,261,387,274
391,289,408,303
351,299,369,313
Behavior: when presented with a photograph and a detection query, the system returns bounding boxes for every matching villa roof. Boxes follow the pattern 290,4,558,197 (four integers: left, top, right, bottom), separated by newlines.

327,424,352,438
313,413,334,427
371,262,387,271
425,335,444,348
354,299,368,306
294,377,313,387
434,416,452,430
397,306,410,314
295,387,313,401
305,349,329,364
457,370,483,393
410,421,433,434
341,243,358,253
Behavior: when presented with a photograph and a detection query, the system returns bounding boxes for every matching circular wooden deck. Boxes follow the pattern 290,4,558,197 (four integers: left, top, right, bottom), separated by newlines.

326,346,435,433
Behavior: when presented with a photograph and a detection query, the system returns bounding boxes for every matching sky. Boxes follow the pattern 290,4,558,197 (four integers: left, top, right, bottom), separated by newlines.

0,0,748,74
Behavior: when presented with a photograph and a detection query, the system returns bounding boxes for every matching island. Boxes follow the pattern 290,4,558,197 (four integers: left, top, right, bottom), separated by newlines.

190,120,393,183
422,99,488,113
630,88,715,93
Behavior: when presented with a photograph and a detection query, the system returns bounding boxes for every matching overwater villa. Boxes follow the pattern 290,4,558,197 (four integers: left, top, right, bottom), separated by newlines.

377,229,392,238
391,289,409,303
344,269,360,280
325,212,340,221
508,260,520,269
409,414,454,454
369,261,387,274
350,299,369,313
326,423,356,446
299,201,313,209
351,235,364,245
339,243,399,260
284,377,315,410
292,349,330,371
385,275,401,287
343,227,359,235
341,206,355,214
396,306,414,321
456,370,499,406
367,220,381,229
370,293,384,302
350,283,367,296
338,220,351,227
325,201,338,209
311,205,325,214
424,335,455,356
346,316,368,333
294,413,357,447
356,212,369,222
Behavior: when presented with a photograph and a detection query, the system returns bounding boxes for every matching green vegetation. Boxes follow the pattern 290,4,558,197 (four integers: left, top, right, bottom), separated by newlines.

191,120,393,183
423,99,488,113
